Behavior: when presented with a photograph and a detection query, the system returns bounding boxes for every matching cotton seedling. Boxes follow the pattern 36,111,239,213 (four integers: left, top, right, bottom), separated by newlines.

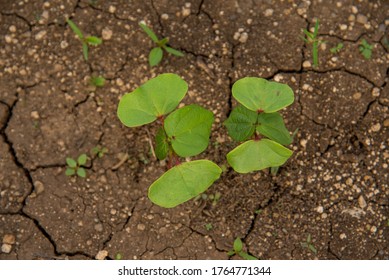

302,19,323,67
65,154,88,178
224,77,295,173
66,19,102,61
227,238,258,260
139,22,184,67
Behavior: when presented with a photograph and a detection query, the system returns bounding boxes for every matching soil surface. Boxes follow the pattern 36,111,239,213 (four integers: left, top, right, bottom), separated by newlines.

1,0,388,260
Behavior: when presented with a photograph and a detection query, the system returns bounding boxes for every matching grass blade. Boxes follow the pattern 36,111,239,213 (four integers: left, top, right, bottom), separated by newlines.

86,36,102,45
139,22,159,43
66,19,84,39
164,46,184,57
82,42,89,61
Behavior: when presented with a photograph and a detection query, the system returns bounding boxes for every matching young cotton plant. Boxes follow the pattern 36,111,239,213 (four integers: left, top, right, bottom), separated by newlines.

224,77,294,173
139,22,184,67
117,73,221,208
66,19,102,61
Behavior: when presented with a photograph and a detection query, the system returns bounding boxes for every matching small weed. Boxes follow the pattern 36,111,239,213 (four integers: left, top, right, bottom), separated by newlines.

66,19,102,61
302,19,323,67
66,154,88,178
227,238,258,260
195,192,221,206
115,253,122,260
91,146,108,158
330,42,344,54
205,223,213,231
359,39,373,59
254,209,262,215
301,234,317,255
90,76,106,87
139,22,184,67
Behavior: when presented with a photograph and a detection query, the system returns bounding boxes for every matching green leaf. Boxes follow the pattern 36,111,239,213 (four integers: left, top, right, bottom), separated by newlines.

164,46,184,57
313,19,319,37
233,238,243,252
227,250,235,256
148,160,222,208
139,22,159,43
164,105,214,157
149,47,163,67
66,19,84,39
155,127,169,160
65,168,76,176
227,139,293,173
232,77,294,113
77,154,87,165
158,37,169,46
82,42,89,61
238,251,258,260
66,158,77,168
86,36,102,45
117,73,188,127
308,244,317,254
224,105,257,141
77,167,86,178
90,76,105,87
256,112,292,145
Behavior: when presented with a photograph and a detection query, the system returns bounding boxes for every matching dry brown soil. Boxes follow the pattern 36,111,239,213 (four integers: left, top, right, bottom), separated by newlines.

0,0,388,260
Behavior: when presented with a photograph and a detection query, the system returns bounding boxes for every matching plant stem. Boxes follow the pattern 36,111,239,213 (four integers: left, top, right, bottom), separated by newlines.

313,41,318,67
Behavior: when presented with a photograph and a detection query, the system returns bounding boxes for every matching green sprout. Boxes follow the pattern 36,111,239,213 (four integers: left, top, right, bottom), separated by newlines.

227,238,258,260
330,43,344,54
224,77,294,173
91,146,108,158
90,76,106,87
301,234,317,255
65,154,88,178
139,22,184,67
302,19,323,67
359,39,373,59
115,253,122,260
205,223,213,231
66,19,102,61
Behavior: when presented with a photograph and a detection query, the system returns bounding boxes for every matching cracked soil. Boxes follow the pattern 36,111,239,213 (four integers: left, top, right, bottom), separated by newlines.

0,0,388,260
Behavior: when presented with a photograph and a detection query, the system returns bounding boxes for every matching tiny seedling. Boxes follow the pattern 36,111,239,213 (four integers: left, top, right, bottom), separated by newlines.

90,76,106,87
92,146,108,158
302,19,323,67
117,73,221,208
300,234,317,255
205,223,213,231
115,253,122,260
359,39,373,59
330,42,344,54
66,19,102,61
224,77,294,173
195,192,221,206
227,238,258,260
66,154,88,178
139,22,184,67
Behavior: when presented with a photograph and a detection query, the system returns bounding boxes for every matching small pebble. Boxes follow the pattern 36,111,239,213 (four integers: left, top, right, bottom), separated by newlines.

340,24,348,31
351,6,358,14
371,123,381,132
182,7,191,17
34,181,44,195
161,13,169,20
109,5,116,13
1,244,12,253
264,9,273,17
5,35,12,44
303,60,311,68
3,234,16,245
95,250,108,260
102,28,113,40
137,224,146,231
353,92,362,100
340,233,347,240
358,195,367,209
94,223,103,232
239,32,248,43
383,119,389,127
356,14,368,25
316,206,324,213
9,25,17,33
35,30,47,40
31,111,40,119
370,226,377,234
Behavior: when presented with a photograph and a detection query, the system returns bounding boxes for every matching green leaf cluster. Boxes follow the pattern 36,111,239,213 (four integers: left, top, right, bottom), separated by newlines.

66,19,102,61
139,22,184,67
225,77,294,173
359,39,373,59
66,154,88,178
330,43,344,54
227,238,258,260
117,73,221,208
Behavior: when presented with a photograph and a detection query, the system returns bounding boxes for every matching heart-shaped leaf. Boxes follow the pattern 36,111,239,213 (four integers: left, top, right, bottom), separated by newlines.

117,73,188,127
164,105,214,157
148,160,222,208
256,112,292,145
224,105,257,142
232,77,294,113
227,139,292,173
155,127,169,160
